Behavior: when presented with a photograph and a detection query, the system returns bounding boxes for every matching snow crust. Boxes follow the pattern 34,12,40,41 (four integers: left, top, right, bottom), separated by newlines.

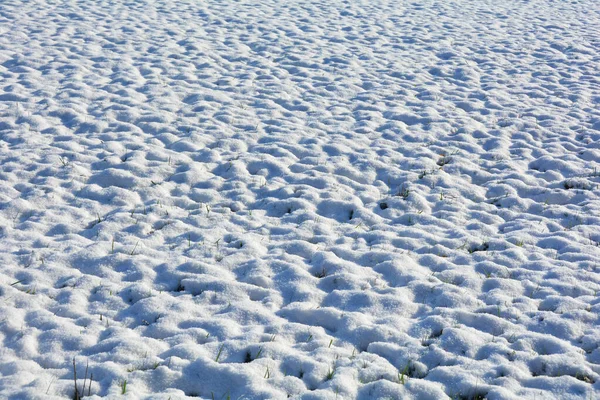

1,0,600,398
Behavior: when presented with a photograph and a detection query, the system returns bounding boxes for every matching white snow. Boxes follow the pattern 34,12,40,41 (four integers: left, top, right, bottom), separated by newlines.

1,0,600,398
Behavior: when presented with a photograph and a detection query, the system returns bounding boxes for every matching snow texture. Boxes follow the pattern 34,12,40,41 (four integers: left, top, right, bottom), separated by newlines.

1,0,600,399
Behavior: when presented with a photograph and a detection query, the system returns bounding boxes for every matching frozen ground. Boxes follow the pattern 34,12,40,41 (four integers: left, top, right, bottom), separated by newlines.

1,0,600,398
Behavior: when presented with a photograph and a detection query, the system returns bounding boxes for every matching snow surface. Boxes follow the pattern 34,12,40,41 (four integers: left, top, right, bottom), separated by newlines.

1,0,600,398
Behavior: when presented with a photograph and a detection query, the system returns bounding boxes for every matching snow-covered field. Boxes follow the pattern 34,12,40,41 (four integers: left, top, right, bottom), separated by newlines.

1,0,600,398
